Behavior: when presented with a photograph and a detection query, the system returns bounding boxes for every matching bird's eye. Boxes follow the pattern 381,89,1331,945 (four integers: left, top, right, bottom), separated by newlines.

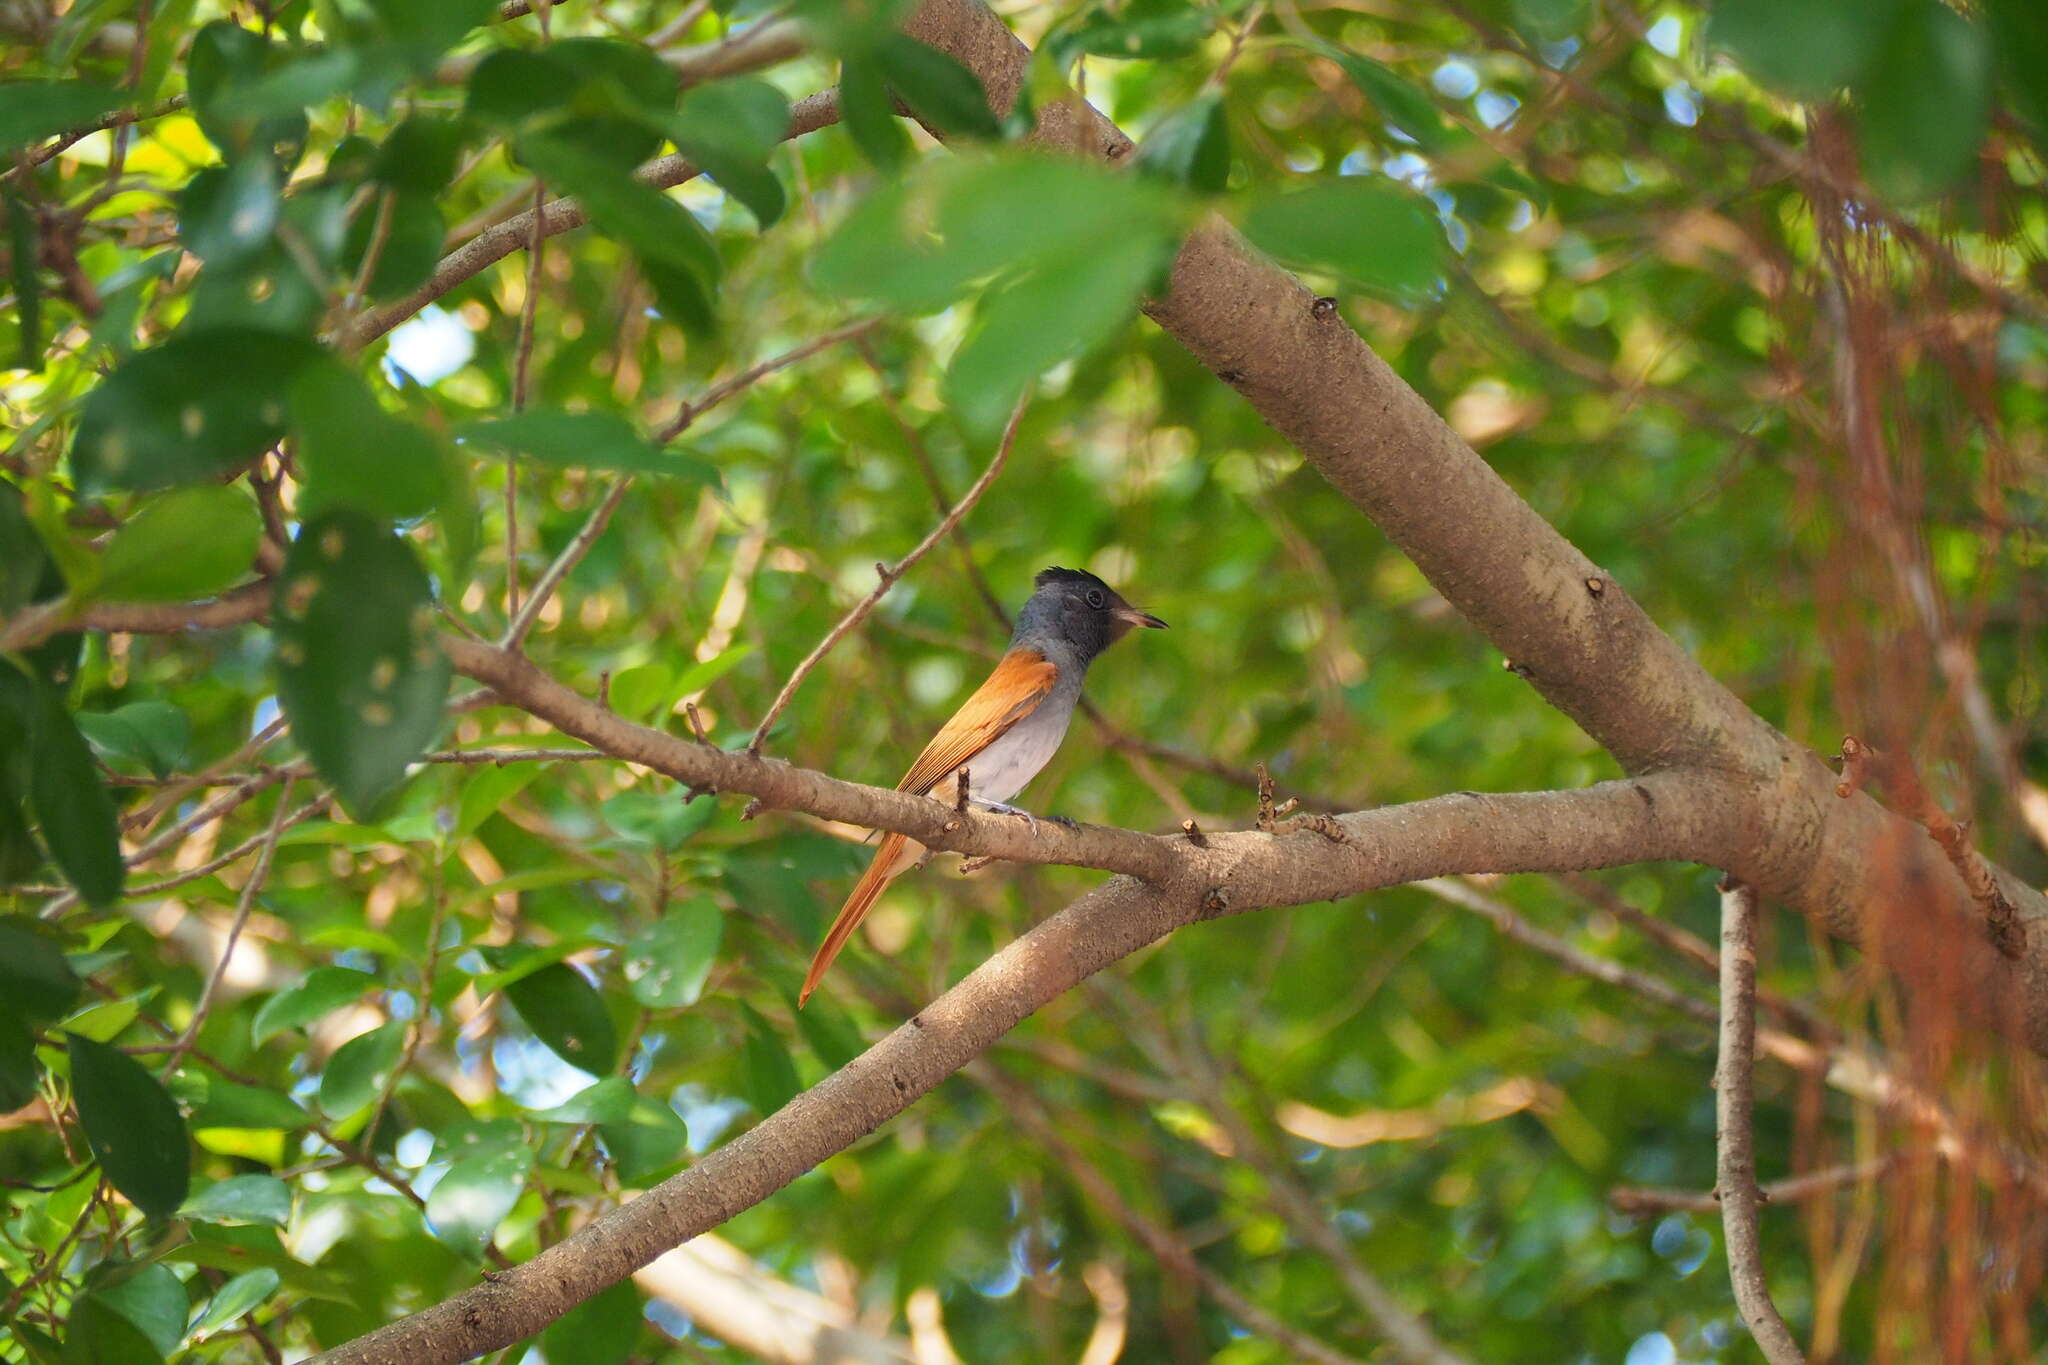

1086,589,1106,609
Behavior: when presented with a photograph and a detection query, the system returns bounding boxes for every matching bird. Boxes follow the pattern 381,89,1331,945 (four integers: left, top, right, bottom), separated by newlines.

799,567,1167,1005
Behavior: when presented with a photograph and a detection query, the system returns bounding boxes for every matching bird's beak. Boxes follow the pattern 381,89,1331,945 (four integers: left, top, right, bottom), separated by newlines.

1114,606,1168,630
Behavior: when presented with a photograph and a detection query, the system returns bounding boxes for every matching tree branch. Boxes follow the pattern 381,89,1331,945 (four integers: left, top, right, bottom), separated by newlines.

1714,880,1807,1364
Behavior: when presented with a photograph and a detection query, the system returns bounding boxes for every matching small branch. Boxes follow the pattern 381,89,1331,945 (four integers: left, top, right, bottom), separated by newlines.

1714,879,1807,1364
501,480,630,650
0,581,271,655
1609,1156,1899,1216
743,393,1027,755
158,777,297,1076
665,17,808,86
654,318,882,445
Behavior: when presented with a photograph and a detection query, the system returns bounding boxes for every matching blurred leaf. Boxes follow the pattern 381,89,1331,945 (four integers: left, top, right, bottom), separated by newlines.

168,1070,312,1130
1707,0,1905,100
70,330,317,494
0,80,124,150
1853,1,1992,203
6,185,41,372
0,663,124,906
341,187,445,300
181,1173,292,1227
601,790,717,851
795,994,865,1071
598,1094,689,1183
186,21,308,156
606,662,671,721
839,56,911,172
1240,179,1444,301
373,116,465,193
1318,46,1457,154
426,1121,533,1259
1052,1,1214,62
0,1008,38,1112
529,1075,635,1124
67,1033,191,1218
88,1263,187,1357
945,229,1170,434
467,38,672,169
317,1019,405,1116
189,1267,281,1337
75,701,192,780
673,643,755,696
251,966,379,1046
502,962,617,1075
664,78,790,227
1985,0,2048,135
455,409,718,482
0,916,82,1022
92,485,262,603
288,358,447,521
739,1004,799,1114
624,900,723,1007
876,34,1001,140
452,761,546,840
272,509,451,819
62,1295,162,1365
1134,93,1229,193
540,1277,641,1365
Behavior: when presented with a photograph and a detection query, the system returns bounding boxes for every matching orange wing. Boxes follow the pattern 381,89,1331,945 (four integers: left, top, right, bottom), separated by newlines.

894,647,1057,796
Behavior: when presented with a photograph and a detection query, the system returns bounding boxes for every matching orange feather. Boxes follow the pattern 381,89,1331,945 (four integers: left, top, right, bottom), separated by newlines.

800,648,1058,1005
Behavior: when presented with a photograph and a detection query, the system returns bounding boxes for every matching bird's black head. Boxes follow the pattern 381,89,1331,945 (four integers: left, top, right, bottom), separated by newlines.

1016,566,1167,662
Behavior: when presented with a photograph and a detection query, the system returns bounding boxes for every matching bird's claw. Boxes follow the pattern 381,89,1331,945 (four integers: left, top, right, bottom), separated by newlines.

1046,813,1079,831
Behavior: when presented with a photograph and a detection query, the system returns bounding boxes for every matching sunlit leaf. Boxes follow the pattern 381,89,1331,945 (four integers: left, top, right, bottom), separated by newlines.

181,1173,292,1227
624,900,723,1008
1240,179,1445,302
92,485,263,603
316,1019,405,1116
251,966,379,1046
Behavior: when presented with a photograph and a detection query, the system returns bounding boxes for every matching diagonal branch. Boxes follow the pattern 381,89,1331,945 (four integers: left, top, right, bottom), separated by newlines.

307,770,1721,1365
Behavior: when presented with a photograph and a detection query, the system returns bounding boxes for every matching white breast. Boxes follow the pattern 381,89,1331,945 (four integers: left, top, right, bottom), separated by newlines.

945,699,1075,806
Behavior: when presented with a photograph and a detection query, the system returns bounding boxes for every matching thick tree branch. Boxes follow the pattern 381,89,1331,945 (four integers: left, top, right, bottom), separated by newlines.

894,0,2048,1056
309,770,1710,1364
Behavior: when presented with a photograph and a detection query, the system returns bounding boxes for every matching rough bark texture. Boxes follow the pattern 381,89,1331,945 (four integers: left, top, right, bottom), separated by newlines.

899,0,2048,1054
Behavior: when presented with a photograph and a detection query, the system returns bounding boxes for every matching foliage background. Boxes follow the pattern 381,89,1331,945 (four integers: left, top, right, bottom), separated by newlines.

0,0,2043,1361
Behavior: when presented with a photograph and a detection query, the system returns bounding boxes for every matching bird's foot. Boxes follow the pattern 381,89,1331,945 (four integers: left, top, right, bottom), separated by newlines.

974,799,1041,836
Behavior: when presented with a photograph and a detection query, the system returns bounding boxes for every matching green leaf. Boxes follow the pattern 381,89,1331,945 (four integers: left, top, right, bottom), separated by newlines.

186,21,308,157
93,485,262,604
251,965,379,1046
839,56,912,172
875,34,1001,140
1986,0,2048,136
90,1263,187,1357
605,662,671,721
1240,179,1444,302
272,510,450,819
454,410,717,482
180,1173,292,1227
1133,93,1230,194
1052,1,1214,63
0,80,124,151
540,1277,641,1365
601,790,717,851
67,1033,190,1218
426,1120,533,1259
373,115,465,193
516,132,721,288
0,916,82,1022
739,1004,799,1114
1853,1,1993,203
317,1019,406,1116
168,1070,312,1130
1318,46,1456,155
529,1075,636,1124
212,48,359,122
70,329,318,494
795,995,865,1071
63,1294,163,1365
75,701,193,780
6,185,41,372
664,78,790,227
288,358,448,521
452,761,547,841
190,1267,281,1337
341,187,445,301
502,962,618,1075
1707,0,1905,100
624,900,723,1008
672,643,755,696
466,39,671,169
0,1007,39,1113
598,1094,689,1183
0,663,124,906
944,229,1170,434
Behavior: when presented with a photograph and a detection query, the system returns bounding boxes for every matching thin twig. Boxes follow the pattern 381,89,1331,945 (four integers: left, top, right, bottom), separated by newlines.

502,480,631,650
1610,1155,1900,1216
744,393,1029,754
1714,879,1807,1364
159,778,297,1076
654,317,882,445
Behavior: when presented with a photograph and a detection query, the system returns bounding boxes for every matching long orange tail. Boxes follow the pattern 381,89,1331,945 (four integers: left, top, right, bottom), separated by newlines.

801,833,908,1005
